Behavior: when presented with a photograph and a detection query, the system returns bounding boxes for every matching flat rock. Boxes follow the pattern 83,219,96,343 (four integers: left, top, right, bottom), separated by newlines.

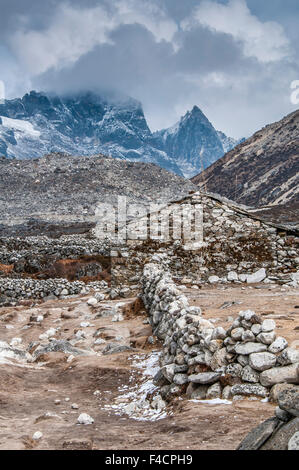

231,383,268,398
249,352,277,372
261,417,299,450
234,342,267,355
188,372,221,385
260,364,299,387
237,417,281,450
246,268,266,284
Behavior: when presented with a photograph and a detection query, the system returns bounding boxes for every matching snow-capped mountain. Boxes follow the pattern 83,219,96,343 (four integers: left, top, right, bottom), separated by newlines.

0,91,240,178
154,106,239,178
0,90,182,175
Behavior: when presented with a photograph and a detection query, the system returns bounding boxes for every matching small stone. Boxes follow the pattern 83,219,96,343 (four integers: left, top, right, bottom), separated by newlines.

241,365,260,383
234,342,267,355
277,348,299,366
77,413,94,425
206,382,222,399
268,337,288,354
71,403,79,409
173,373,188,385
87,297,98,306
231,384,268,398
188,372,221,385
261,319,276,332
249,352,277,371
246,268,266,284
257,331,276,345
222,385,232,400
231,327,244,341
251,324,262,336
32,431,43,440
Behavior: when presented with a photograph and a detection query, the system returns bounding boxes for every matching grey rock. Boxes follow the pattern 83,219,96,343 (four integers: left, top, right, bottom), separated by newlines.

278,386,299,417
234,342,267,355
206,382,222,399
261,417,299,450
260,364,299,387
237,417,281,450
241,365,260,383
249,352,277,371
188,372,221,385
275,406,293,422
268,337,288,354
277,348,299,366
231,384,268,398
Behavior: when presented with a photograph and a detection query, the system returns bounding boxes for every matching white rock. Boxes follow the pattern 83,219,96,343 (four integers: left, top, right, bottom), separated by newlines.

268,337,288,354
261,319,276,332
227,271,238,282
208,276,220,284
249,352,277,371
77,413,94,425
32,431,43,440
71,403,79,409
87,297,98,306
246,268,267,284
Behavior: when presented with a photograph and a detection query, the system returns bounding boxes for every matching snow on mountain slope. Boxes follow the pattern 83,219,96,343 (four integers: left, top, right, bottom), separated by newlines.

154,106,239,178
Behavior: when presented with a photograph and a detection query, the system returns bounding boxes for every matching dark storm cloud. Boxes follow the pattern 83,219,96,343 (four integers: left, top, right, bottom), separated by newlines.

0,0,298,137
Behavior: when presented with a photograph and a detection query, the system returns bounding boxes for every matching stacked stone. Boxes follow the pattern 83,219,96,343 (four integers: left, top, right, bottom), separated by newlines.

141,263,299,402
0,277,107,305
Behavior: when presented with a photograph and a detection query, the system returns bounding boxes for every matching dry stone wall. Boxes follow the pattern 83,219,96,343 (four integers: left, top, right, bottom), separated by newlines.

141,263,299,402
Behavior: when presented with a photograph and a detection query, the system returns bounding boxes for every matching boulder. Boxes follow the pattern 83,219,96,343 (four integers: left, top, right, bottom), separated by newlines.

234,342,267,355
260,364,299,387
249,352,277,372
278,386,299,417
246,268,266,284
231,383,268,398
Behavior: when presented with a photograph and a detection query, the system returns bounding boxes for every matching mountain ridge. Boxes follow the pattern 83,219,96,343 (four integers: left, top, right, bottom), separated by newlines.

0,90,239,177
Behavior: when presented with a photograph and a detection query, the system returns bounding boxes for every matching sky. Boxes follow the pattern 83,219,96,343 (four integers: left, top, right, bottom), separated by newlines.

0,0,298,138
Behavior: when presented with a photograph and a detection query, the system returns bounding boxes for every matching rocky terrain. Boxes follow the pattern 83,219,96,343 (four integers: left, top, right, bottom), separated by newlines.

192,110,299,211
0,91,238,177
0,152,196,237
0,280,298,450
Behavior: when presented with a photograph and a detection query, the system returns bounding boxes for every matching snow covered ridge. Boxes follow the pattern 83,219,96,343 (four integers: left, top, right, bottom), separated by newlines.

141,263,299,403
0,91,239,177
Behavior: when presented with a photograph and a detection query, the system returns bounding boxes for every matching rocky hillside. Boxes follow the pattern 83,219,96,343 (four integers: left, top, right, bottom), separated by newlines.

0,152,196,237
154,106,239,178
192,110,299,208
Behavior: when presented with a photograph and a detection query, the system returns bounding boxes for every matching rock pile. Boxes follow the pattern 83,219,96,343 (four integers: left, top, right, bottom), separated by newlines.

141,263,299,402
0,277,108,306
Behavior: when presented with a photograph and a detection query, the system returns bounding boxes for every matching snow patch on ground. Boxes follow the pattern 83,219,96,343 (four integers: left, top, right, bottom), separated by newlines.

190,398,233,405
102,351,169,421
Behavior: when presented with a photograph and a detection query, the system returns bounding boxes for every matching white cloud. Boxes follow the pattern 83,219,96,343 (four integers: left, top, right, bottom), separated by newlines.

181,0,292,63
10,0,178,75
